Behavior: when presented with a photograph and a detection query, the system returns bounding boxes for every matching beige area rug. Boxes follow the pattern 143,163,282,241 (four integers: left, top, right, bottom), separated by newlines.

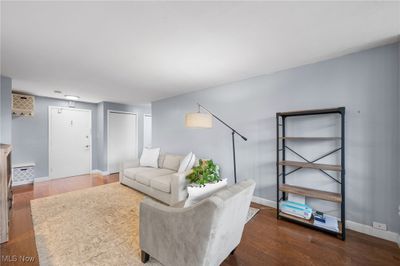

31,183,259,266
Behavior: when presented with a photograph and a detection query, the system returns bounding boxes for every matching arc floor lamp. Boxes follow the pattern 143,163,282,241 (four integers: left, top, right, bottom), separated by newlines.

185,103,248,184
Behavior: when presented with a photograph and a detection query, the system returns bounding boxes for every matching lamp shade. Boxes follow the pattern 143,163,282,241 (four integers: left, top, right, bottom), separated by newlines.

185,112,212,128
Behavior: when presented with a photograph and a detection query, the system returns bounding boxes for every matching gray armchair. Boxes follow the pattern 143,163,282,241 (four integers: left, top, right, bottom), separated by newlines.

139,179,256,266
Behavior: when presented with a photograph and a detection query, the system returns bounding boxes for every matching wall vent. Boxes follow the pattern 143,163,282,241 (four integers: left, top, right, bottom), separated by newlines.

12,93,35,116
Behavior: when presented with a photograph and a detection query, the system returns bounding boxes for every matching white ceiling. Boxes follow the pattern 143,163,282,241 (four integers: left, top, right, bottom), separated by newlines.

1,1,399,104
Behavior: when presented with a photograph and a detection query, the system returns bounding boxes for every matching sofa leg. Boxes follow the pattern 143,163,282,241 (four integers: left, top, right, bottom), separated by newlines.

141,250,150,263
230,248,237,255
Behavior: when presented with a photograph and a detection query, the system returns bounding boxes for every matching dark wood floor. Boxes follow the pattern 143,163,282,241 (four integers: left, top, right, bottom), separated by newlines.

1,174,399,266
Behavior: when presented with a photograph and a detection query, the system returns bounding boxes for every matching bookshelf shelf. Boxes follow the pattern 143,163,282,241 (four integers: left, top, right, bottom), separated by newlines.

278,212,342,234
279,160,342,172
278,137,341,140
279,184,342,203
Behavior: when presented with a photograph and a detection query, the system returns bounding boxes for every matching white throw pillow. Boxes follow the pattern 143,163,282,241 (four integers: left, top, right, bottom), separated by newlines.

178,152,196,173
140,148,160,168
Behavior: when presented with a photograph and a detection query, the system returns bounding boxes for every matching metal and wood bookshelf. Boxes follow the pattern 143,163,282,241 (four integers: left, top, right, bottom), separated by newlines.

276,107,345,240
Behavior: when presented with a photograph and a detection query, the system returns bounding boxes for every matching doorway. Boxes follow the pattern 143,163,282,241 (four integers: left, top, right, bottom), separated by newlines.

49,107,92,179
107,111,138,174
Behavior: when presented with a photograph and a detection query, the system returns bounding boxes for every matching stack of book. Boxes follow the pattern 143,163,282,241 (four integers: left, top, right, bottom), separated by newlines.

280,200,312,220
313,213,339,232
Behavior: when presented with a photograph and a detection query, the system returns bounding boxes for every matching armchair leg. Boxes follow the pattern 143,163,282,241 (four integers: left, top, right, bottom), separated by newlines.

141,250,150,263
230,248,237,255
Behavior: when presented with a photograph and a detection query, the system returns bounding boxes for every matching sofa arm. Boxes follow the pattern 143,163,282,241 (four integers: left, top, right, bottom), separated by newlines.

119,159,140,182
139,197,220,266
170,172,188,205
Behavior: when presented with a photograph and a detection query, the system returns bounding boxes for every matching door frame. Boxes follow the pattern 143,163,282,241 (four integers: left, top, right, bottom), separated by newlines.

48,106,93,180
107,110,139,174
143,113,152,148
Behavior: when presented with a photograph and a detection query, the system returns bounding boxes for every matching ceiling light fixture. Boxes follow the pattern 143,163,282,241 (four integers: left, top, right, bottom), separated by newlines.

64,95,80,100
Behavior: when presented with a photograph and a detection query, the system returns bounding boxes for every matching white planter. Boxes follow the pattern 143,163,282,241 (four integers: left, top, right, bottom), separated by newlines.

184,178,228,207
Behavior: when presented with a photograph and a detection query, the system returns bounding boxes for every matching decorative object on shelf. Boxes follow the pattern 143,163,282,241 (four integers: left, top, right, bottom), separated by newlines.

276,107,345,240
314,210,326,223
185,103,248,184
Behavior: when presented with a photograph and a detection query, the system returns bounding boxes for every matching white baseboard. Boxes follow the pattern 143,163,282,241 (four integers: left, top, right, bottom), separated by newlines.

346,220,399,243
252,196,277,208
34,176,50,183
12,179,34,186
91,169,110,176
251,196,400,244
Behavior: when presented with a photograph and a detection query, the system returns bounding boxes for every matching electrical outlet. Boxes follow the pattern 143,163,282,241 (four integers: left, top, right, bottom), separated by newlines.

373,222,387,231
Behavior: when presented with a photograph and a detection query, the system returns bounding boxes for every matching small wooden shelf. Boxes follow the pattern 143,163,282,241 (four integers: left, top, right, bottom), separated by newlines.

279,137,341,140
279,212,342,234
279,160,341,172
279,184,342,202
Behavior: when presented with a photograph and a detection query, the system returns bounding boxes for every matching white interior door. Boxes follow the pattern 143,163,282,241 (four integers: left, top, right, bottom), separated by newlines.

144,114,152,148
108,111,138,174
49,107,92,179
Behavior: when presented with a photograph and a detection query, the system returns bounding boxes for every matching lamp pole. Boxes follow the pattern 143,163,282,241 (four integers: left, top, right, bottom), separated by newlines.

197,103,247,184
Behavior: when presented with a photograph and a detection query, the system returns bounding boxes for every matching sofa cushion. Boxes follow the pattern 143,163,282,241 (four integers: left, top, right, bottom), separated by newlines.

158,154,166,168
151,175,172,193
124,167,154,180
136,169,175,186
162,154,183,171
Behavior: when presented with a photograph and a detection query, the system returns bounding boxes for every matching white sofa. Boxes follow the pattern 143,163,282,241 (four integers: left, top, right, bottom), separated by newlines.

120,153,189,206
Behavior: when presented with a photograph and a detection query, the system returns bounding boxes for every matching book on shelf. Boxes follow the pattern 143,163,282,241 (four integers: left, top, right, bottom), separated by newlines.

280,200,312,220
313,214,339,232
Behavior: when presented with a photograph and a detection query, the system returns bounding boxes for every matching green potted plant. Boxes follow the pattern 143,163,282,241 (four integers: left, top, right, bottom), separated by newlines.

186,159,221,186
184,159,227,207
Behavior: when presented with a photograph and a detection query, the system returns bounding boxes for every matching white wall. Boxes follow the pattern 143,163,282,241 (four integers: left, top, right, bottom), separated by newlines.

12,96,151,177
0,76,12,144
152,42,400,234
12,96,98,178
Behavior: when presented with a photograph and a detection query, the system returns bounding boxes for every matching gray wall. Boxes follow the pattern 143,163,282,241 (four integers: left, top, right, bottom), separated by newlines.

0,76,12,144
12,96,99,178
152,42,400,233
12,97,151,177
96,101,151,172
